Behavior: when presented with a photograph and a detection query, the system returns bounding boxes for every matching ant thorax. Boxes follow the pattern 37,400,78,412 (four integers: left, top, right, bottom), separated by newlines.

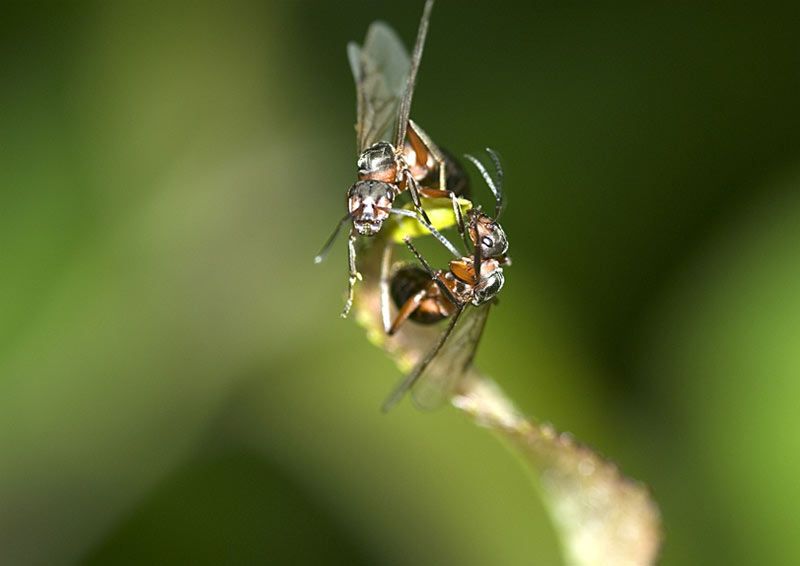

357,142,401,184
444,257,505,306
471,267,505,306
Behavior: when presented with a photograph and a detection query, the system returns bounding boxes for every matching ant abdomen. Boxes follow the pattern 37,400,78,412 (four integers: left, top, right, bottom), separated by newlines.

390,266,450,325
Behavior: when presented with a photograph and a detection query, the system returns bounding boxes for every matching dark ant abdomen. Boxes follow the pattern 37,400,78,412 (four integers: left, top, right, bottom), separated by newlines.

390,266,449,325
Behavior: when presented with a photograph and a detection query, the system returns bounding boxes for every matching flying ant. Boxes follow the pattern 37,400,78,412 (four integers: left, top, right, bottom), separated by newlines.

381,149,509,411
314,0,470,318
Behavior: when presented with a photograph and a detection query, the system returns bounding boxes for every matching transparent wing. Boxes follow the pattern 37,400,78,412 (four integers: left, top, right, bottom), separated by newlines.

348,22,410,152
411,302,491,410
393,0,433,150
382,301,491,412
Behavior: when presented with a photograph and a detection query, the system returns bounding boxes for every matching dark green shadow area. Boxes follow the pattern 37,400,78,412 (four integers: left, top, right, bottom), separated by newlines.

83,451,371,566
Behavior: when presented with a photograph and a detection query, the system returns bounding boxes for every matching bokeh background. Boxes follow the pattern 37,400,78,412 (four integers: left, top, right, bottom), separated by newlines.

2,1,800,564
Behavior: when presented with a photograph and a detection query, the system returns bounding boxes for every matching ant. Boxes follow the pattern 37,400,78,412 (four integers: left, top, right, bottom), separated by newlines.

315,0,469,318
381,149,510,411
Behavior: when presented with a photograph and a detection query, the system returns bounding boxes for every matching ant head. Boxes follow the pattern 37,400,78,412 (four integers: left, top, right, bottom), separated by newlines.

347,180,395,236
467,208,509,258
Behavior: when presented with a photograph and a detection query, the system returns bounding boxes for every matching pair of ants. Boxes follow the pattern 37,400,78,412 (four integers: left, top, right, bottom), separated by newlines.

317,136,510,340
315,0,510,410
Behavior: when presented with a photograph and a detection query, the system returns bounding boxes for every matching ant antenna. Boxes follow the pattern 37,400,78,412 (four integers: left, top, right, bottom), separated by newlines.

464,148,506,219
484,148,506,219
403,237,436,276
403,237,460,307
314,214,350,264
389,208,460,258
472,212,483,281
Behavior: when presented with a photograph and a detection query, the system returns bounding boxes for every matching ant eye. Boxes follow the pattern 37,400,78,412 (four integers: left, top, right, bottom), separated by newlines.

481,236,493,248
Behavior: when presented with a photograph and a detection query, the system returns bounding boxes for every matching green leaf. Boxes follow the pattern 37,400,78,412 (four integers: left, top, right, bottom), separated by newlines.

388,197,472,243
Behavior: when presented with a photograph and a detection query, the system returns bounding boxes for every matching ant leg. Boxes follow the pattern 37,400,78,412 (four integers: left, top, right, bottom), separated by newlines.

388,284,431,336
408,119,447,192
407,122,464,242
379,240,393,333
405,119,429,170
341,229,362,318
407,121,469,243
403,237,436,275
404,171,433,226
403,237,460,306
418,186,469,251
403,123,459,234
389,208,460,258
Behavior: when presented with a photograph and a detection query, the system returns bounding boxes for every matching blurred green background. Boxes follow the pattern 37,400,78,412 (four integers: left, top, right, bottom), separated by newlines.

2,1,800,564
